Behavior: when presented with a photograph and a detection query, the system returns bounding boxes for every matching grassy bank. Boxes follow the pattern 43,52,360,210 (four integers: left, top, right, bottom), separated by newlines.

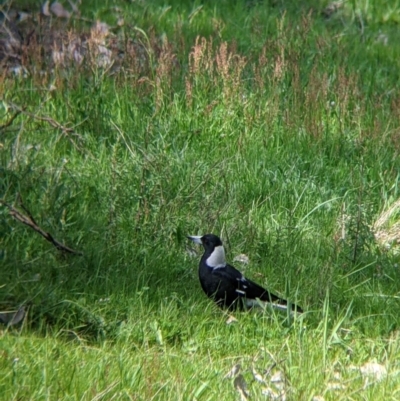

2,0,400,399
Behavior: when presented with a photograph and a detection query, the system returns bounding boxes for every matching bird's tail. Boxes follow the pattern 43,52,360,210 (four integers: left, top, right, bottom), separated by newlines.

258,292,304,314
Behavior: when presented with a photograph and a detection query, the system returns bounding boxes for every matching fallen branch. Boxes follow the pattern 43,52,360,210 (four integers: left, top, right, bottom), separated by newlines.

1,199,83,255
0,108,24,132
4,101,86,151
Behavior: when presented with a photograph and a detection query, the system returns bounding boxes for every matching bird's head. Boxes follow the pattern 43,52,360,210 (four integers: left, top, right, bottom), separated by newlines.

187,234,226,268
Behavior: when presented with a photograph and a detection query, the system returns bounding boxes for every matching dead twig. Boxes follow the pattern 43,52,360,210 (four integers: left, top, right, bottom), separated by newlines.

0,108,24,132
5,101,86,151
1,199,83,255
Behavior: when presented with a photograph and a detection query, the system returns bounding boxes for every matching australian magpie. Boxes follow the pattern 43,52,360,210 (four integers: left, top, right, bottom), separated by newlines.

188,234,303,313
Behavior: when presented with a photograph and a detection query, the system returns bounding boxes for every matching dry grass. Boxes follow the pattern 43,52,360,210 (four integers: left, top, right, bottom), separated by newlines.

373,198,400,252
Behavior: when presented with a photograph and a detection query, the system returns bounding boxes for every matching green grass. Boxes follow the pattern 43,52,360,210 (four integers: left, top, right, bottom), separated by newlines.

2,0,400,399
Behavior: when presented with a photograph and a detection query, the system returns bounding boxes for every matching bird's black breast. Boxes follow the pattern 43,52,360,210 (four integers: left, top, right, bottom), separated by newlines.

198,263,246,310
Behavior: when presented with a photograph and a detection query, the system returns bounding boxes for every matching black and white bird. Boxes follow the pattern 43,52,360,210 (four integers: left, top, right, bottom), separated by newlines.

188,234,303,313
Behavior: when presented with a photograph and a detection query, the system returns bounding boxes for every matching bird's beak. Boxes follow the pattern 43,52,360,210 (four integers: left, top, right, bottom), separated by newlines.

187,235,203,244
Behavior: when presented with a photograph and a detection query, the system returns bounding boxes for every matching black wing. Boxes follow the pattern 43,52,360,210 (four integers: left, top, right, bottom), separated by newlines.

212,264,302,312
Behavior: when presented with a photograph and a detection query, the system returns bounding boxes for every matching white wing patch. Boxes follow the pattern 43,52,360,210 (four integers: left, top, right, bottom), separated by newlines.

237,275,248,289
